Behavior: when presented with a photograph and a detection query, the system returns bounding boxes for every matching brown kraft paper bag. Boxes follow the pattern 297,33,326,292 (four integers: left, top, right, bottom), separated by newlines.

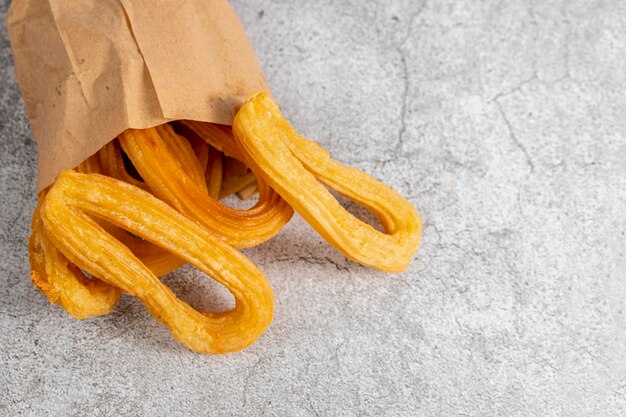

7,0,270,191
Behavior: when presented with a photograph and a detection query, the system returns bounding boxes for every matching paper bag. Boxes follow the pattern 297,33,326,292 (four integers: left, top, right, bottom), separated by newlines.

7,0,270,190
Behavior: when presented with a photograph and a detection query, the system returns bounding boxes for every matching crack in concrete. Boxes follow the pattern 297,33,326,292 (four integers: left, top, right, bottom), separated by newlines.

307,395,321,417
271,255,351,273
488,74,538,104
331,340,345,370
396,51,409,156
393,1,428,156
494,100,535,173
242,355,263,408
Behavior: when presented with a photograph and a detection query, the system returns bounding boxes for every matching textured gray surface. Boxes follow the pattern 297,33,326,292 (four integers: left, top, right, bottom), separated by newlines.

1,0,625,415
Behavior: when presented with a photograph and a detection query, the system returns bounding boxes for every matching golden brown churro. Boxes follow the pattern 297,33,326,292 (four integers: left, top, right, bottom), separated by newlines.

27,94,421,354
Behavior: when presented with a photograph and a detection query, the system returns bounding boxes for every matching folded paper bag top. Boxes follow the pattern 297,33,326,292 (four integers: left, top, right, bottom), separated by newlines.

7,0,270,191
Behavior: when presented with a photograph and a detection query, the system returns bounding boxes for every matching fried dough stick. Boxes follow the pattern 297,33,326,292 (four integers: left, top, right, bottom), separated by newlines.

99,140,148,191
28,154,121,319
80,145,186,277
155,125,209,195
27,133,231,319
176,121,261,200
119,127,293,248
29,192,182,320
205,145,223,199
29,192,122,319
40,170,274,353
232,93,422,272
178,120,241,159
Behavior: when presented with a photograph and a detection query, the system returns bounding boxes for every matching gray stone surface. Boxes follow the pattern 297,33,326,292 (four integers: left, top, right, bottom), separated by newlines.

1,0,625,415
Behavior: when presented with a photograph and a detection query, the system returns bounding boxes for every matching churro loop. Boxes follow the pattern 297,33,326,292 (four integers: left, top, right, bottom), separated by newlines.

119,127,293,248
30,154,173,320
29,193,122,319
81,143,186,276
40,170,274,353
232,93,422,272
29,193,184,319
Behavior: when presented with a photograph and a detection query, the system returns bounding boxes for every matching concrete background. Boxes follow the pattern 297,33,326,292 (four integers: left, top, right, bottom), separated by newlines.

1,0,625,415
